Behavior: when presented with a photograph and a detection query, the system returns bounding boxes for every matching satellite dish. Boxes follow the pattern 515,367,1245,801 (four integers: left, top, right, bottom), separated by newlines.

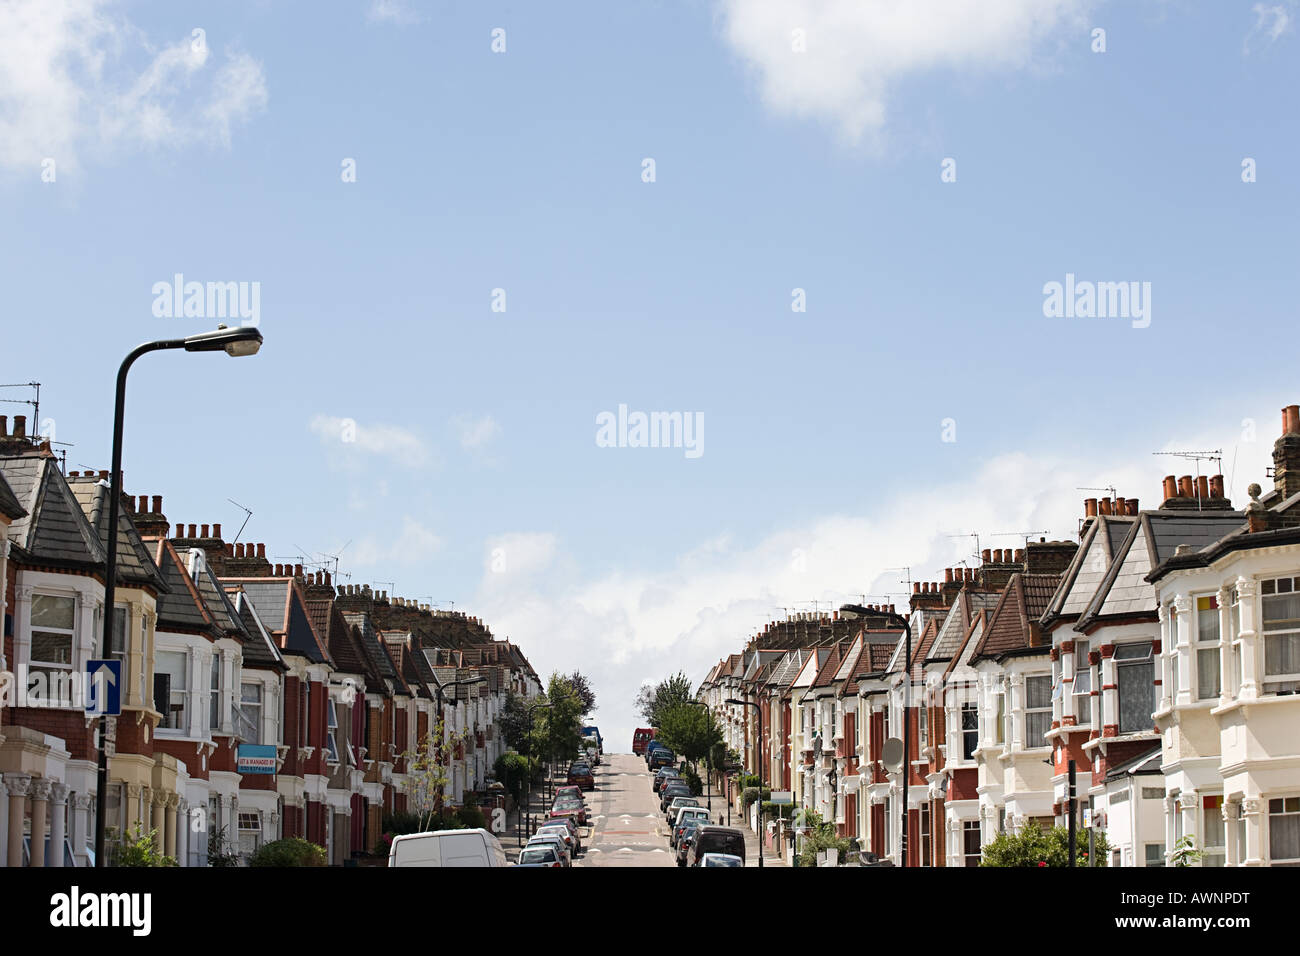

882,737,904,774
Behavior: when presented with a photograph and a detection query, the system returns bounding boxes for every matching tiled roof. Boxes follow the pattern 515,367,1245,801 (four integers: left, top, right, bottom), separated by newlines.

67,475,165,590
0,470,25,520
347,612,403,693
1,456,105,569
228,577,332,665
971,572,1061,661
811,644,845,689
307,597,371,678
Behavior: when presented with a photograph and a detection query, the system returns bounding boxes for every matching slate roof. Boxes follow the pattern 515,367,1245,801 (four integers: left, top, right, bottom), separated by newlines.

227,577,332,665
766,650,808,691
0,456,105,569
147,537,218,635
223,586,287,670
1040,515,1135,629
927,590,1001,661
67,475,165,590
307,597,372,679
0,471,25,521
346,611,405,694
1076,510,1244,630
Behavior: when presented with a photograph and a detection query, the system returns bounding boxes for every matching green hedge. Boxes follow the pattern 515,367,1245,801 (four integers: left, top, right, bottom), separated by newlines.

249,837,328,867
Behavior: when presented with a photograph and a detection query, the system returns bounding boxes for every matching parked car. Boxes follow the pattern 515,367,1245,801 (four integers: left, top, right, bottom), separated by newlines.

652,768,680,793
567,764,595,790
671,806,711,831
632,727,656,756
699,853,743,867
550,802,588,826
517,845,564,868
644,739,669,766
659,783,693,813
671,813,708,851
525,834,571,866
388,829,508,868
675,818,705,866
554,785,583,802
664,796,701,823
690,826,746,866
537,819,581,851
648,748,676,770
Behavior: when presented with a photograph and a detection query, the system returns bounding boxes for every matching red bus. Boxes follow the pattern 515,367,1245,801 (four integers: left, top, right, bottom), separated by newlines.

632,727,657,755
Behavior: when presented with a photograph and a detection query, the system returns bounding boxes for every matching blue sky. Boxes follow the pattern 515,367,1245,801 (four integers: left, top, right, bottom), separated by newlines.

2,0,1297,748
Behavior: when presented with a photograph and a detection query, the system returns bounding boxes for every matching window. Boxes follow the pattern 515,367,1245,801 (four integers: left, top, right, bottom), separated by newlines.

237,811,262,858
1072,641,1092,714
155,650,187,732
1203,795,1225,867
1168,607,1180,699
961,704,978,760
326,699,340,764
237,682,262,744
1261,577,1300,695
1269,796,1300,866
1197,596,1221,700
209,653,221,731
1230,586,1242,695
1145,843,1165,867
995,691,1005,745
30,594,76,685
1115,643,1154,734
963,820,981,867
918,699,928,748
920,803,931,867
1025,675,1052,746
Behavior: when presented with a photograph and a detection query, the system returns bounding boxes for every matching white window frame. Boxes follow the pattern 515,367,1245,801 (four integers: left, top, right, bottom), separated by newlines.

1024,674,1052,747
28,592,77,701
154,648,189,734
1195,595,1221,701
1260,576,1300,695
1115,642,1155,734
237,681,262,744
1269,796,1300,866
1072,641,1092,716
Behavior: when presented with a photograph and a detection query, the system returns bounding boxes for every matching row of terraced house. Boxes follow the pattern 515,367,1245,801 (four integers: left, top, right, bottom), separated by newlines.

0,414,540,867
700,405,1300,868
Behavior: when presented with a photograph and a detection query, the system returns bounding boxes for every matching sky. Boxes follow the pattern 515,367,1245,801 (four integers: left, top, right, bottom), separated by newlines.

1,0,1298,752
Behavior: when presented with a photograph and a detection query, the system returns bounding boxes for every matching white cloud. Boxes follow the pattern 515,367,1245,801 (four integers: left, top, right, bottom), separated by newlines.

715,0,1091,145
0,0,267,175
474,401,1277,754
453,414,501,451
367,0,423,25
351,516,442,567
309,414,432,468
1245,3,1293,53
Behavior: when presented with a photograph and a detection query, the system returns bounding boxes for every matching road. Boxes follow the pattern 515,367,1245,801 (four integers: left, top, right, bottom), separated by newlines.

574,752,676,867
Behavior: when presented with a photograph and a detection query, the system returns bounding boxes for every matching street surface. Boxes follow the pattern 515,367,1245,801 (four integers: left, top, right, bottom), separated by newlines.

574,753,676,868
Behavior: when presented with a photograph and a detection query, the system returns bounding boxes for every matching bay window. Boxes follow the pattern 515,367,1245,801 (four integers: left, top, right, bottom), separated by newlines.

154,650,187,732
1115,642,1155,734
1025,675,1052,745
1260,577,1300,695
961,703,978,760
1268,796,1300,866
30,593,75,689
237,682,262,743
1196,596,1221,700
1072,641,1091,719
1202,795,1225,866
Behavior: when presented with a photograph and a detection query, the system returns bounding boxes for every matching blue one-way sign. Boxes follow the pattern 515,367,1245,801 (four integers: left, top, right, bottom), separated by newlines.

85,660,121,717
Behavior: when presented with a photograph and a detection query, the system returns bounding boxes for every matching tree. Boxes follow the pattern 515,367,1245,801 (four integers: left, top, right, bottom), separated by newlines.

401,714,468,829
108,822,178,867
494,751,531,805
634,671,695,729
634,682,656,725
980,825,1110,867
566,670,597,718
498,689,533,751
654,701,722,774
539,673,584,767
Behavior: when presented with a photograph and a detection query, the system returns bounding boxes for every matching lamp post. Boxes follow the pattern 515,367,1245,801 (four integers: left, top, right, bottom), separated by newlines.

523,700,551,841
876,608,913,867
431,674,486,816
94,325,263,868
726,697,763,868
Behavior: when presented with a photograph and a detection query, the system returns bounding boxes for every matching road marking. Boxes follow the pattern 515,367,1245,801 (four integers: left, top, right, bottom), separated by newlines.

617,847,633,853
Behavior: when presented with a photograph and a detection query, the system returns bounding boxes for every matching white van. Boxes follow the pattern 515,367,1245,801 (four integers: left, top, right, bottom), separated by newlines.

387,828,508,868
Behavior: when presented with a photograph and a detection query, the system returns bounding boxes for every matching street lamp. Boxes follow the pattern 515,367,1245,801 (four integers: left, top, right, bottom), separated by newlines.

725,697,763,868
877,608,913,867
523,700,551,842
431,674,486,815
94,325,264,868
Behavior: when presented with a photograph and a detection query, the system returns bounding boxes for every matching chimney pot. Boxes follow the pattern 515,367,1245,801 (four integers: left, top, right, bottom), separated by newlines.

257,543,266,559
912,582,920,594
201,524,209,538
1127,498,1139,515
1163,476,1178,501
992,549,1002,563
982,548,991,563
13,415,26,437
294,563,303,578
1099,498,1112,516
152,495,162,514
0,415,7,436
1179,475,1194,498
1014,548,1025,563
324,571,331,586
1085,497,1098,517
137,495,146,512
213,523,221,538
1209,475,1224,499
1115,497,1126,515
1195,476,1209,500
235,543,244,558
99,469,109,480
945,568,954,583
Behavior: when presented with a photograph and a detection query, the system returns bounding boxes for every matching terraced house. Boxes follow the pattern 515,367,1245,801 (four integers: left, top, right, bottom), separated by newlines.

0,416,540,868
701,404,1300,867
